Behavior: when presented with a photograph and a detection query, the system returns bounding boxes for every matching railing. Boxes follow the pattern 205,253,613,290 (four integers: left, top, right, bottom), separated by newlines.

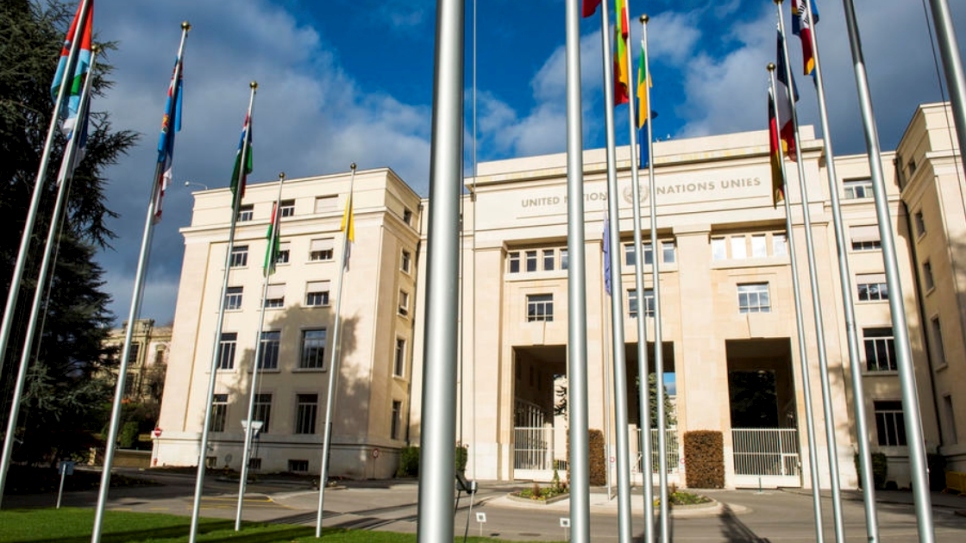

513,427,557,470
732,428,800,476
635,428,680,474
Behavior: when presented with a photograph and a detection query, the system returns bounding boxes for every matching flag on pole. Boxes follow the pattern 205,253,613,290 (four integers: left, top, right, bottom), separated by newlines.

55,64,93,184
52,0,93,134
768,89,785,207
613,0,630,106
635,43,652,129
582,0,601,18
776,30,799,161
231,114,254,207
602,217,612,296
263,201,281,276
792,0,820,76
154,52,185,223
340,191,355,268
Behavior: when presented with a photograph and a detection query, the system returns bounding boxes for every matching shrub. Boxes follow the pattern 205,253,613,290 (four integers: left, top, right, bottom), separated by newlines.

588,429,607,486
396,446,419,477
683,430,724,488
854,452,889,490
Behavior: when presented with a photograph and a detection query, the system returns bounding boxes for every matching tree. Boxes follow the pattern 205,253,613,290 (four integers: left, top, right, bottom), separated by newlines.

554,373,676,428
0,0,137,464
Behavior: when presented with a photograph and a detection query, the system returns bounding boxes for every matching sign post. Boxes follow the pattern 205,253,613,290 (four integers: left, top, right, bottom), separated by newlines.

56,461,74,509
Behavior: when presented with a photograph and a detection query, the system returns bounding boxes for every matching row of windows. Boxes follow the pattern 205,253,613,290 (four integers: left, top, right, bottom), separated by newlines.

223,284,411,316
216,330,409,377
712,234,786,261
209,392,406,440
231,243,413,274
235,199,414,226
508,248,568,274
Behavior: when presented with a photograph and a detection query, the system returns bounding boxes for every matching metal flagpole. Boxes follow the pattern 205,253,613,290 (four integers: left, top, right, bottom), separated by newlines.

769,67,826,543
799,1,879,539
315,164,356,536
564,2,590,541
641,17,670,543
416,0,462,539
235,172,285,530
776,9,846,542
841,2,936,541
631,14,655,543
0,45,98,505
189,81,257,543
926,0,966,172
0,0,91,382
599,2,633,540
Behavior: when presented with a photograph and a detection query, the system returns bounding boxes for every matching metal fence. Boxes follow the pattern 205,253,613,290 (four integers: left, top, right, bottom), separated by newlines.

635,428,680,474
513,427,557,470
732,428,800,476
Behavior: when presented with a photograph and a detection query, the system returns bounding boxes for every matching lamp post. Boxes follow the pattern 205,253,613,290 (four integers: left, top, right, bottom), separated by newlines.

183,180,209,191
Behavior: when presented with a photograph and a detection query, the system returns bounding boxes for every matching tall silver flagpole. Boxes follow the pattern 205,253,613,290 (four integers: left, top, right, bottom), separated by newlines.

0,0,91,382
631,15,655,543
800,1,879,539
641,17,670,543
565,3,589,541
0,45,99,505
189,81,257,543
416,0,462,540
599,2,633,540
776,8,846,541
92,24,189,543
769,66,826,543
926,0,966,172
841,2,936,541
235,172,285,530
315,164,356,536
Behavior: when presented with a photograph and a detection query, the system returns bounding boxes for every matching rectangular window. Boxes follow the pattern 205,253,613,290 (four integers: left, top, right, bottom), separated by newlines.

127,342,141,365
625,243,637,267
751,235,767,258
230,245,249,267
300,329,327,369
253,393,272,434
730,236,747,259
288,459,309,473
309,238,335,261
857,273,889,301
943,395,958,444
526,293,554,322
525,250,538,272
843,178,873,200
295,394,318,434
314,196,337,213
662,241,676,264
237,204,254,222
263,284,285,308
403,208,413,225
276,242,290,265
401,250,412,273
305,280,330,307
850,225,881,251
210,394,228,432
225,286,243,310
217,333,237,370
874,401,907,446
391,400,402,440
914,210,926,237
642,243,654,265
398,291,410,316
543,249,555,271
931,317,946,366
711,237,727,261
627,289,655,318
863,328,897,371
508,251,520,273
737,283,771,313
258,331,281,370
279,199,295,218
394,338,406,377
773,233,787,256
560,248,569,270
923,261,935,290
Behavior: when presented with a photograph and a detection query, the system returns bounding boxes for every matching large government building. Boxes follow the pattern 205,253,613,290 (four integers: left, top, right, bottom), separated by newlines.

154,102,965,489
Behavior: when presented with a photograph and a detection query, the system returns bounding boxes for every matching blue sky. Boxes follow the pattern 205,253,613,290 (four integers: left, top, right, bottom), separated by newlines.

84,0,965,325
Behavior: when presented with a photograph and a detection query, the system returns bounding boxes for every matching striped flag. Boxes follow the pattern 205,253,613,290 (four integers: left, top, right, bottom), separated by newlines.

263,201,281,275
792,0,820,76
776,30,799,161
231,113,254,207
613,0,630,106
154,49,185,222
55,53,95,185
768,89,785,207
340,190,355,268
52,0,93,135
582,0,601,18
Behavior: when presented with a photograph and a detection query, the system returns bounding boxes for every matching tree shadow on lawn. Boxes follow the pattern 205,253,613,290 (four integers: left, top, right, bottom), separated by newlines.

26,520,235,543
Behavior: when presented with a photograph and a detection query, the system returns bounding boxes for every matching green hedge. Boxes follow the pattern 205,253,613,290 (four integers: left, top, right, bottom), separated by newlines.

683,430,724,488
394,444,469,478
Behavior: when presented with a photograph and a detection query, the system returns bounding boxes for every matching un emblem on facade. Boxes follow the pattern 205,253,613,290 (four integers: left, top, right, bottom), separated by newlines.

622,184,648,205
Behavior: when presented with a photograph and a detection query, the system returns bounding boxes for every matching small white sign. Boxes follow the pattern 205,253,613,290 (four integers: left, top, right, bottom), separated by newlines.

560,517,571,528
475,512,487,523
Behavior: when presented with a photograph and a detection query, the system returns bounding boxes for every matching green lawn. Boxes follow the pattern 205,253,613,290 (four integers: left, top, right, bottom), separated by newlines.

0,508,558,543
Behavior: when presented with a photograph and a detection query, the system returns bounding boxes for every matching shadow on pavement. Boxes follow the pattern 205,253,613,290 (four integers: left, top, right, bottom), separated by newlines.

719,504,770,542
27,520,235,543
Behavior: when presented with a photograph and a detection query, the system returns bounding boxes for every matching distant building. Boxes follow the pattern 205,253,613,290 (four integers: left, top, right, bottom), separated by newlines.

154,102,964,489
103,319,171,405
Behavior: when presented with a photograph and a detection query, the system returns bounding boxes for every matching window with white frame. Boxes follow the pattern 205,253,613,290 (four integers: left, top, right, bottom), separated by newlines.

625,243,637,267
398,290,410,316
662,241,676,263
401,249,412,273
773,233,787,256
217,333,237,370
560,248,569,270
751,235,767,258
210,394,228,432
508,251,520,273
711,237,727,260
237,204,254,222
295,394,318,434
863,328,897,371
305,281,330,307
543,249,555,271
730,236,747,259
874,401,907,446
525,250,538,272
394,337,406,377
309,238,335,261
627,289,655,318
737,283,771,313
857,273,889,301
300,329,326,369
253,393,272,433
263,284,285,308
850,225,881,251
275,242,290,265
225,286,243,310
526,293,553,322
279,199,295,217
314,195,337,213
258,331,281,370
230,245,249,268
843,178,873,200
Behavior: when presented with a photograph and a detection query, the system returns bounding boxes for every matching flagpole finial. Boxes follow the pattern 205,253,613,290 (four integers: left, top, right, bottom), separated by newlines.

350,163,357,171
640,14,648,24
278,172,285,181
767,63,776,72
92,43,101,54
182,21,191,31
773,0,784,4
250,81,258,90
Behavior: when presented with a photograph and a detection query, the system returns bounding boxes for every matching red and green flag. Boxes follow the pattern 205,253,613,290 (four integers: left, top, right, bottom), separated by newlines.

263,200,281,275
52,0,93,134
768,89,785,208
613,0,630,106
231,113,253,207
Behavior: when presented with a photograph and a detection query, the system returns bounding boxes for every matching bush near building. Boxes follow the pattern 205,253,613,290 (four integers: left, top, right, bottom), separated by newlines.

683,430,724,488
